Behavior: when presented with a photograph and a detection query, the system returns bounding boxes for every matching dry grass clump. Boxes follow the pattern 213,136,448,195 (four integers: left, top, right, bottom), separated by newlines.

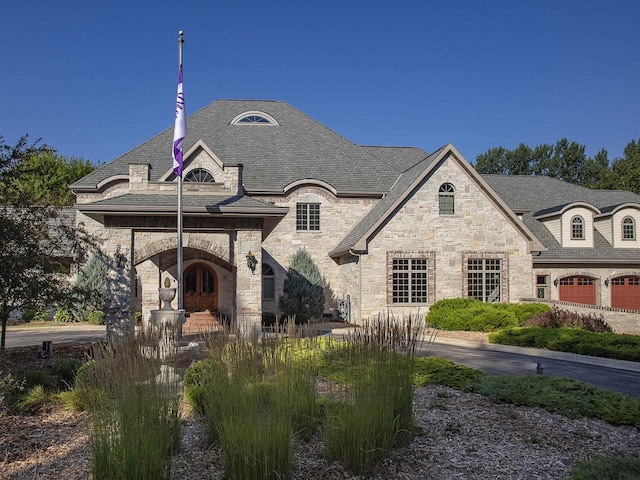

525,307,612,332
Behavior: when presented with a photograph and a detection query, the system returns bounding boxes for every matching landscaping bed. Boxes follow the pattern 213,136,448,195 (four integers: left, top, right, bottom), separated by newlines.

1,341,639,479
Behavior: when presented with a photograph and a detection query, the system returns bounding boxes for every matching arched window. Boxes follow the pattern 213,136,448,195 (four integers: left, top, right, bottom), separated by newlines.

571,215,585,240
262,263,275,300
230,111,279,126
438,183,455,215
184,168,215,183
623,216,636,240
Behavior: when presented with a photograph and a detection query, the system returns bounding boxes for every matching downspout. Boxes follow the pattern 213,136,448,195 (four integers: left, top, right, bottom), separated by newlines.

349,248,363,323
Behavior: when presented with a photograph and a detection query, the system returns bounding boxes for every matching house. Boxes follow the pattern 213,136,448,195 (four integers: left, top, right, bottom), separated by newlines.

70,100,640,336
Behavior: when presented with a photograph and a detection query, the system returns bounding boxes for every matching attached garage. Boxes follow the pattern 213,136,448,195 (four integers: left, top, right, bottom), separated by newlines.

559,276,597,305
611,276,640,310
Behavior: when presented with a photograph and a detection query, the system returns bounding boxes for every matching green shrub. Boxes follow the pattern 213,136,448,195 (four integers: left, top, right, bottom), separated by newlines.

16,385,51,413
87,309,106,325
473,375,640,427
53,358,83,388
21,306,50,322
568,456,640,479
0,371,25,413
426,299,550,332
54,308,76,323
413,356,486,390
489,327,640,362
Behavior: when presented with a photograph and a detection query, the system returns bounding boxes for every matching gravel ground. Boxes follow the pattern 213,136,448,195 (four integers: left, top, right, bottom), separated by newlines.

2,335,638,480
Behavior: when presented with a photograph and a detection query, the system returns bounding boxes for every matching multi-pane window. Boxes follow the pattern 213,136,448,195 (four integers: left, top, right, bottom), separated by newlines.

623,217,636,240
467,258,502,302
392,258,429,303
571,216,585,240
438,183,455,215
296,203,320,231
184,168,215,182
262,264,275,300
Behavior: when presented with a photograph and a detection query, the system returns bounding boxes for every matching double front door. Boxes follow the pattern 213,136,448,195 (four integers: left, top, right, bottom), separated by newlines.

184,263,218,312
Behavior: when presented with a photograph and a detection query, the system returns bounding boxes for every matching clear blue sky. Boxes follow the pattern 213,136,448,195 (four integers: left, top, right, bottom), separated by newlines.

3,0,639,165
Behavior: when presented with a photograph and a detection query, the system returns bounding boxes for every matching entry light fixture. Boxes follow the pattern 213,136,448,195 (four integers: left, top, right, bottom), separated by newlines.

604,278,610,287
246,251,258,274
553,278,559,287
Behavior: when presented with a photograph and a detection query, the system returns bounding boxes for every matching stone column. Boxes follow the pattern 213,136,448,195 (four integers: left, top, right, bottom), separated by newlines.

234,229,262,338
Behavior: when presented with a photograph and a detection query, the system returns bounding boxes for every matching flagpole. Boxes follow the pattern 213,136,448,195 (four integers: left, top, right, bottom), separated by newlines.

177,31,185,313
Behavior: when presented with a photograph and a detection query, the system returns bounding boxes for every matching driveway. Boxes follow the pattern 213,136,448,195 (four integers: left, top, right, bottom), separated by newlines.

331,328,640,398
5,324,107,348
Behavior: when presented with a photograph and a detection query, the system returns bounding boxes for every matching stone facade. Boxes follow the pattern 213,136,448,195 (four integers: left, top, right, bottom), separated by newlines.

69,101,639,335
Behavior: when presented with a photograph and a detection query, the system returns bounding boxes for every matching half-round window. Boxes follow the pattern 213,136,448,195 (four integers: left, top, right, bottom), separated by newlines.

623,216,636,240
571,215,585,240
230,111,279,126
439,183,455,215
184,168,215,183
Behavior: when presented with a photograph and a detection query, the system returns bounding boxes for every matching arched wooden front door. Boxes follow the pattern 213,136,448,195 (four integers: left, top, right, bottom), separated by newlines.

184,263,218,312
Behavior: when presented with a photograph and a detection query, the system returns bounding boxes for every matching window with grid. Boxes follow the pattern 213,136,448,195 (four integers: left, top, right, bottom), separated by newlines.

623,217,636,240
571,216,585,240
467,258,502,302
438,183,455,215
296,203,320,231
392,258,429,303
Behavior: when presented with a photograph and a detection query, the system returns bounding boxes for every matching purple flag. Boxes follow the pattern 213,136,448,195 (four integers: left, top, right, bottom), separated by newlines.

172,67,186,176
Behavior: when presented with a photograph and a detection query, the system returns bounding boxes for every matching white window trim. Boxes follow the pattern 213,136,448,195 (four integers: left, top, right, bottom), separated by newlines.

230,110,280,126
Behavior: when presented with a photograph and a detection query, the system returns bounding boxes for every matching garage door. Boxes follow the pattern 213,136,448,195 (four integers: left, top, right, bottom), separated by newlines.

611,276,640,310
559,276,596,305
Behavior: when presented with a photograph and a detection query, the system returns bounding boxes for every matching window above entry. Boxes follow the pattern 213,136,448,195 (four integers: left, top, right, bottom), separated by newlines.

230,111,280,126
184,168,215,183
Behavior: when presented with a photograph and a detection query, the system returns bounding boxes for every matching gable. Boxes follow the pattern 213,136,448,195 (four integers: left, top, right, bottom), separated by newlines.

331,144,544,257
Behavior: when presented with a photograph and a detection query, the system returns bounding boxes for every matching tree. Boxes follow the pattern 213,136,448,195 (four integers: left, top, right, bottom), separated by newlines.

279,248,325,322
72,250,108,320
0,135,94,353
4,151,95,206
605,139,640,195
475,138,610,187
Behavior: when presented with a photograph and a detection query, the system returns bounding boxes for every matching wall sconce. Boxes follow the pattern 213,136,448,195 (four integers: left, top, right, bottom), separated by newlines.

246,251,258,274
604,278,610,287
114,246,127,270
553,278,559,287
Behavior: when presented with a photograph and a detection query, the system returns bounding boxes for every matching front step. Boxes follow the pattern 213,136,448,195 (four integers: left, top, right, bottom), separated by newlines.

183,311,223,336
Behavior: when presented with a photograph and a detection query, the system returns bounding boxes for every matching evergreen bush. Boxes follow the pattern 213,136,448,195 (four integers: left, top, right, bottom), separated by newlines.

426,299,550,332
73,250,108,321
279,248,325,322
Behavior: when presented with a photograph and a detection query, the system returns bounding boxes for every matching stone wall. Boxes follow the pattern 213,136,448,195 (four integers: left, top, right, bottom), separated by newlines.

362,156,534,319
259,186,378,320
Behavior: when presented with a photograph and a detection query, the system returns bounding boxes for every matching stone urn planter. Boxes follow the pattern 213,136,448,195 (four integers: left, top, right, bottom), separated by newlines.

158,287,177,310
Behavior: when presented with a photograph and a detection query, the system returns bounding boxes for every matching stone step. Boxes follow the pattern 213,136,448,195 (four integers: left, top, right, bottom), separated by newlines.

183,311,222,335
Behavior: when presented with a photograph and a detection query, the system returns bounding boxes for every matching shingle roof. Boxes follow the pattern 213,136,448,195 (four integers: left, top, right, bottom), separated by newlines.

330,147,445,256
75,193,287,215
482,175,640,262
72,100,428,195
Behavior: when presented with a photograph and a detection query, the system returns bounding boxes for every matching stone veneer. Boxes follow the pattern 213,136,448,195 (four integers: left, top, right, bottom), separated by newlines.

360,156,533,320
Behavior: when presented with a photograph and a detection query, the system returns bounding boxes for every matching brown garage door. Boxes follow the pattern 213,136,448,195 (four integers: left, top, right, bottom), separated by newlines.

559,276,596,305
611,276,640,310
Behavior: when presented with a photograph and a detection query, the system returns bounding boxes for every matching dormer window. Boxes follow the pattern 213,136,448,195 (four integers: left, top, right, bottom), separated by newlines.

623,216,636,240
230,111,279,126
184,168,215,183
571,216,585,240
438,183,455,215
